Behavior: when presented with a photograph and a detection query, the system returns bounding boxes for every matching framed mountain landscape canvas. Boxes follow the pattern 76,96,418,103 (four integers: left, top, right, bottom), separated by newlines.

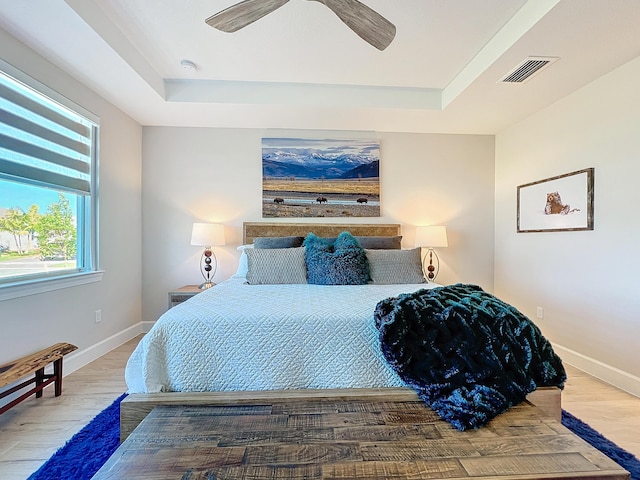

262,138,380,218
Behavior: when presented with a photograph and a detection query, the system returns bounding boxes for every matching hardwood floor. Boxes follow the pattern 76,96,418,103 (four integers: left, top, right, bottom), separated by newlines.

0,336,137,480
562,364,640,458
0,336,638,480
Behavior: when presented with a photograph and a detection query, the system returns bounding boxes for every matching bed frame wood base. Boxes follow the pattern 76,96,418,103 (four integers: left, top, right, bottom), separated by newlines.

120,387,561,442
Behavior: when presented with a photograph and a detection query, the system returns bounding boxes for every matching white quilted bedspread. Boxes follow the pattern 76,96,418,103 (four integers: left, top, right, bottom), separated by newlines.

125,278,437,393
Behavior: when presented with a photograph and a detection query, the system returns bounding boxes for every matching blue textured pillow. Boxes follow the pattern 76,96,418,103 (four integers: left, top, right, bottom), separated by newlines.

304,232,371,285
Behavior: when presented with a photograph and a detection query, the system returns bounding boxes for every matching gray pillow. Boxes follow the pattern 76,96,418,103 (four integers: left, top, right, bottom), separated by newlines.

366,248,425,284
319,236,402,249
245,247,307,284
357,236,402,249
253,236,305,249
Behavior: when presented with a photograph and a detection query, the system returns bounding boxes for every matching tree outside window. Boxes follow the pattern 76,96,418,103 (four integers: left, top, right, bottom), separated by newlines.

0,193,78,277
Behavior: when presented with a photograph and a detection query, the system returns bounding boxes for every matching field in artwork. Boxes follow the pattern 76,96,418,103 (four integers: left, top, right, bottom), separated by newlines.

263,178,380,218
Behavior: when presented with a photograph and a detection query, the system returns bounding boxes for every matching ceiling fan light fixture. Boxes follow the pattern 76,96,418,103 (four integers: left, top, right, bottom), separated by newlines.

204,0,395,50
180,59,198,71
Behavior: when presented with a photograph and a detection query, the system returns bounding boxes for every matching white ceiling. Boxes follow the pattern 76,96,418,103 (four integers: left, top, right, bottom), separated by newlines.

1,0,639,134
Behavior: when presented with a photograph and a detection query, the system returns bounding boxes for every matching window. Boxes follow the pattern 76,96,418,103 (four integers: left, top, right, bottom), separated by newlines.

0,61,99,293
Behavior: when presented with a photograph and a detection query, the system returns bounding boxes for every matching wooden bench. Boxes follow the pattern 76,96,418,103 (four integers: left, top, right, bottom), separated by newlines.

0,343,77,414
102,392,629,480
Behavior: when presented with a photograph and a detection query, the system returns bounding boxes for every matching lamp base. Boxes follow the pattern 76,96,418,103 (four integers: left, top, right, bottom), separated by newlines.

198,248,218,290
422,248,440,283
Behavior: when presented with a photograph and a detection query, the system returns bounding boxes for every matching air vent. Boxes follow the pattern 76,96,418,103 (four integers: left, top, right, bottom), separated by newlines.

500,56,558,83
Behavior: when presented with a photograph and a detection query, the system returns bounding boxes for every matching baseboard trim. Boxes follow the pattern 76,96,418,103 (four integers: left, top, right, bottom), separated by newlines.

63,323,144,376
141,321,155,333
553,342,640,398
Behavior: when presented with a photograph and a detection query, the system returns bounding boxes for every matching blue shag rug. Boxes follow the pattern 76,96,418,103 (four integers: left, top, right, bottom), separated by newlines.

562,410,639,479
28,394,639,480
27,393,126,480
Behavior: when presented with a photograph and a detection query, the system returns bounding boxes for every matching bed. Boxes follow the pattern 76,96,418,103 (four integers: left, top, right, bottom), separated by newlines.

121,222,562,440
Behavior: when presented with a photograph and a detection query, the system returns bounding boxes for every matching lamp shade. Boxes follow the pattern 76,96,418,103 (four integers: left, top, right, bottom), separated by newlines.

415,225,448,248
190,223,225,247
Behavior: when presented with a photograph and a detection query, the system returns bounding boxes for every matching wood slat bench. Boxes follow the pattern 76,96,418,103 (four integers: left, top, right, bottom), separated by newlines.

100,392,629,480
0,343,77,414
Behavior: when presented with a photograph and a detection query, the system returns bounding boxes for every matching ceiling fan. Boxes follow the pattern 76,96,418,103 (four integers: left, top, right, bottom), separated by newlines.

205,0,396,50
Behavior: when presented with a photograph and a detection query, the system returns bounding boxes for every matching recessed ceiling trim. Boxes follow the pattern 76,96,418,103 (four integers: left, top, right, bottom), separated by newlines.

164,79,442,110
64,0,165,98
500,56,559,83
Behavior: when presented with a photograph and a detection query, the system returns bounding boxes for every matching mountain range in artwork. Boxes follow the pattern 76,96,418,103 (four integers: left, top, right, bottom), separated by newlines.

263,158,379,180
262,138,381,218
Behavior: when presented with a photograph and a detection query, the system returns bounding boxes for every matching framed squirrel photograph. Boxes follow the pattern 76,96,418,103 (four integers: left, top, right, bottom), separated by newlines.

517,168,594,233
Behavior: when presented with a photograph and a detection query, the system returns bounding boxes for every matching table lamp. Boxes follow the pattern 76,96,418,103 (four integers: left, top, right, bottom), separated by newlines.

190,223,225,289
415,225,448,282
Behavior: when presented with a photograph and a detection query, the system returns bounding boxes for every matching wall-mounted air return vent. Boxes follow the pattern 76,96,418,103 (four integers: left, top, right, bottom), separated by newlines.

500,56,559,83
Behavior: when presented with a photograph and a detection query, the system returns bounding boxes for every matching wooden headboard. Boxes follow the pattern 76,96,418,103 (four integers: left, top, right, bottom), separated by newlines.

243,222,401,244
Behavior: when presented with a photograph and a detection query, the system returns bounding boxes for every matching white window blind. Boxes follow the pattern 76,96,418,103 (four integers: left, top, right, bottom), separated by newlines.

0,70,94,195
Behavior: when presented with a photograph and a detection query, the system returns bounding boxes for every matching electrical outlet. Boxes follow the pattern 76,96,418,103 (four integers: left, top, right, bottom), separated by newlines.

95,309,102,323
536,307,544,319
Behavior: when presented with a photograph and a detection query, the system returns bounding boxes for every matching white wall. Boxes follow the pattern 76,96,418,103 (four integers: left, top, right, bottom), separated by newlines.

495,56,640,394
0,28,143,367
141,128,495,325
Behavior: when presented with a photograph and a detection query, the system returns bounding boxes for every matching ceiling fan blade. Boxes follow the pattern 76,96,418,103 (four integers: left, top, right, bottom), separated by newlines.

206,0,290,33
308,0,396,50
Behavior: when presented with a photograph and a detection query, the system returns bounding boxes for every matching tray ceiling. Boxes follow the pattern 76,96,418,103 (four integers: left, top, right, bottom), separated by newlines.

0,0,639,133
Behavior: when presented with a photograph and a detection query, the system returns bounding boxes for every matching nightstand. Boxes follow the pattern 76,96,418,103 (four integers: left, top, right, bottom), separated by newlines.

167,285,202,309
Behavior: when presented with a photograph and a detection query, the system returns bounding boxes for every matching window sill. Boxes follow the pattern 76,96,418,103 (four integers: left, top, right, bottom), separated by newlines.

0,270,104,302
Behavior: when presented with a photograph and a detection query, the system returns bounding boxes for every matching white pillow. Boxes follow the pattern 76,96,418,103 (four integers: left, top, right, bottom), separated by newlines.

366,248,425,284
232,244,254,278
